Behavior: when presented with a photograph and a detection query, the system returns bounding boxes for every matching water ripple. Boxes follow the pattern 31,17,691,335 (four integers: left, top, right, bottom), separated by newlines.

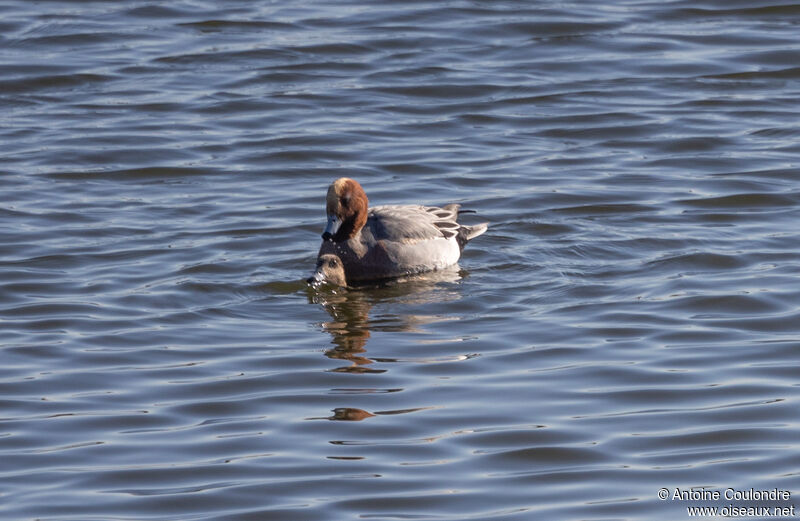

2,0,800,520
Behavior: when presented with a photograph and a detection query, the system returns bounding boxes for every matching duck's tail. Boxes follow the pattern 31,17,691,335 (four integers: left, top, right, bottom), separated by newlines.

456,222,488,250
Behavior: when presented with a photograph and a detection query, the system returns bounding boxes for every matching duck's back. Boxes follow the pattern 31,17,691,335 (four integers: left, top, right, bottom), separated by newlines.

367,205,457,243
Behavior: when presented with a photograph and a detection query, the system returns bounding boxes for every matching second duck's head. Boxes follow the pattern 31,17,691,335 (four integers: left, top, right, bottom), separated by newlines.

307,253,347,287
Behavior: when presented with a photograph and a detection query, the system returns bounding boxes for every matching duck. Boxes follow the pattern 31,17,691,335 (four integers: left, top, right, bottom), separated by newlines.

307,177,487,286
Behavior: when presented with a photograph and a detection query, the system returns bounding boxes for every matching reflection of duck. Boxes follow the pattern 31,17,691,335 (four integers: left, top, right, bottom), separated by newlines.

306,406,433,422
307,268,465,372
309,286,375,372
328,408,375,421
309,178,487,286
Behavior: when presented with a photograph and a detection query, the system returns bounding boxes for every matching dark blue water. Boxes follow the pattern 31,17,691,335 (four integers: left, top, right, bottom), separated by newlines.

2,1,799,520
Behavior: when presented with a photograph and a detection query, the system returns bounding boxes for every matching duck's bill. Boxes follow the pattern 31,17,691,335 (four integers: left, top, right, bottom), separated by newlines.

306,269,326,285
321,214,340,241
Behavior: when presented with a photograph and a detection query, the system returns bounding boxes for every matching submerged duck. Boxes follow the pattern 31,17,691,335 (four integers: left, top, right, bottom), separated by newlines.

308,177,488,286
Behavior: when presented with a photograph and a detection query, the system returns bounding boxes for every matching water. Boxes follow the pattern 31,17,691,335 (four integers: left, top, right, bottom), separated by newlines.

2,1,799,520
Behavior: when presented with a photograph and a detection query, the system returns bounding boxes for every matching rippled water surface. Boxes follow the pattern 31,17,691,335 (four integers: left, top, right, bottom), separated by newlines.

2,1,800,520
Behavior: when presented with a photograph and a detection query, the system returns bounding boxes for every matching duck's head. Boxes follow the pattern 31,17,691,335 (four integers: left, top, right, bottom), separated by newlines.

322,177,368,242
307,253,347,287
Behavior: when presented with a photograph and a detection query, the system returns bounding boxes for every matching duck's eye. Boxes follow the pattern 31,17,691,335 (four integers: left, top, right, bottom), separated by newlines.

328,258,338,268
341,194,351,207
